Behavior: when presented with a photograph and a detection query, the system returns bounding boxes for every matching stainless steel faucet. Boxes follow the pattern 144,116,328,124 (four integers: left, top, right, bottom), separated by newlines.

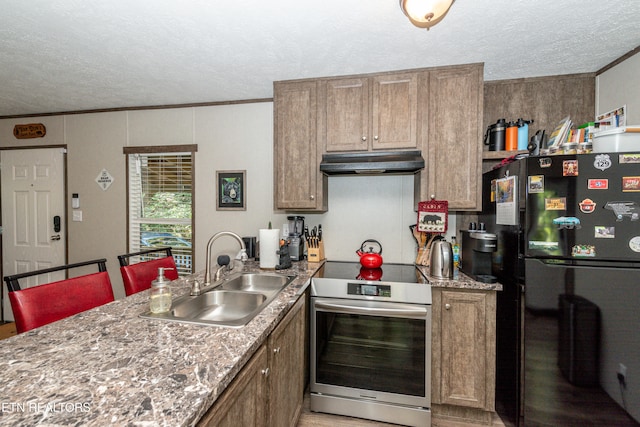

204,231,248,286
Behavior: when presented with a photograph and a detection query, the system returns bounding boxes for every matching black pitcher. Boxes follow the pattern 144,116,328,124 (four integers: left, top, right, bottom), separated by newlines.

483,118,506,151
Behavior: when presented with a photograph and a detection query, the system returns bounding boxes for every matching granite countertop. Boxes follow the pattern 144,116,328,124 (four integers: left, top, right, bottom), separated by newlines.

0,260,321,427
0,260,497,426
417,265,503,291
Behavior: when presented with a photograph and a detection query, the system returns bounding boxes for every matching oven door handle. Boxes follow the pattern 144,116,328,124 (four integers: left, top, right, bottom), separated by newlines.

314,300,427,318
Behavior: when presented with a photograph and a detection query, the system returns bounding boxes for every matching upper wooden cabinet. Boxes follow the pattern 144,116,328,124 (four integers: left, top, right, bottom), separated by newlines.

320,72,418,152
273,80,327,212
416,63,484,210
274,63,483,212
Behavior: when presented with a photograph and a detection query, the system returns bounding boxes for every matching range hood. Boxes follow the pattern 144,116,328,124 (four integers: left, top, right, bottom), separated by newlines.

319,150,425,175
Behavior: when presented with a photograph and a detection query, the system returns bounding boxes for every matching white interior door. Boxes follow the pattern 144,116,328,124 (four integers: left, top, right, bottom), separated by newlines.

1,148,66,322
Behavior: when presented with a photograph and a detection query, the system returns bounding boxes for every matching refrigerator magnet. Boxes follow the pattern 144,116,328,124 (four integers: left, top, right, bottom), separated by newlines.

622,176,640,192
571,244,596,257
579,198,596,213
594,226,615,238
528,175,544,193
563,160,578,176
604,201,640,221
587,179,608,190
529,241,559,251
545,197,566,210
594,154,612,171
552,216,581,229
619,154,640,164
538,157,552,168
629,236,640,253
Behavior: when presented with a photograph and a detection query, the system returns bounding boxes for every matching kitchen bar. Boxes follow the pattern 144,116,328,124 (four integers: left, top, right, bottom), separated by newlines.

0,261,315,426
0,260,500,426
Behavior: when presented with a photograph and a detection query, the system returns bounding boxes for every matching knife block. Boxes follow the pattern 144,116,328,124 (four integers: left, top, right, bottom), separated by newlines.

307,240,325,263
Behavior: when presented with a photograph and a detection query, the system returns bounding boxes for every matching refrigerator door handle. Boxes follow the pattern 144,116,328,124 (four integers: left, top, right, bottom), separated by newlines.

534,258,639,270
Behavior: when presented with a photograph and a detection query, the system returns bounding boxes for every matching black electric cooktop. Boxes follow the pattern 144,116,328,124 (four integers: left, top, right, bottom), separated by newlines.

317,261,425,284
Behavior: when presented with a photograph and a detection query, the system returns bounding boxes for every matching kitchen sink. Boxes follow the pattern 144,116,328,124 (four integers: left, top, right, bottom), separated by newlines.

140,272,296,327
217,272,294,294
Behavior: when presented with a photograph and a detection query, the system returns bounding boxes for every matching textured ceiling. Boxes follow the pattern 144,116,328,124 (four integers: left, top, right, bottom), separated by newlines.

1,0,640,117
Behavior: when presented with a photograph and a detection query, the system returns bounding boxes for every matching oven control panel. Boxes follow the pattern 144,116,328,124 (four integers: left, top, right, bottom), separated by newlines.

348,282,391,297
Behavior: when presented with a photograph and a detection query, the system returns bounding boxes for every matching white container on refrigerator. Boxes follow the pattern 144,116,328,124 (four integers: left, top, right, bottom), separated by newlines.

592,125,640,152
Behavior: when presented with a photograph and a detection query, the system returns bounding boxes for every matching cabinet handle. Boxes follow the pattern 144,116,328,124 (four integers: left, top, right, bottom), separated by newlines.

445,303,451,310
273,347,281,354
374,135,379,141
361,136,367,141
310,195,315,200
261,368,270,376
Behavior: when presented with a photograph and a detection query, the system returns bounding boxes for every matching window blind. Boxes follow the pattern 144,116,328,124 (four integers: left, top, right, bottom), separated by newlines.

127,152,193,275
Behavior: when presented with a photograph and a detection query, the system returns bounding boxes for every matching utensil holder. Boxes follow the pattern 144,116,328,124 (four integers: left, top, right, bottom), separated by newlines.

307,240,325,263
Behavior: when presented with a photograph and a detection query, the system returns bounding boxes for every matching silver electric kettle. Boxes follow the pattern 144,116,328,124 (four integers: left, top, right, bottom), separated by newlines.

429,237,453,279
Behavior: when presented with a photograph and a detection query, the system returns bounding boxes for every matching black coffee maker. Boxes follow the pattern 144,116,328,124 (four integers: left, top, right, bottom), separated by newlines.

287,216,305,261
460,231,498,283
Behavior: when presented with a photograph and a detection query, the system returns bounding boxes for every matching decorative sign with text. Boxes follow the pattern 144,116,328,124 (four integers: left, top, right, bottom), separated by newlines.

95,169,114,191
14,123,46,139
417,199,448,233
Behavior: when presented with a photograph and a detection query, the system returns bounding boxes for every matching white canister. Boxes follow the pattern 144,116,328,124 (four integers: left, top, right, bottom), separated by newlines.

259,229,280,269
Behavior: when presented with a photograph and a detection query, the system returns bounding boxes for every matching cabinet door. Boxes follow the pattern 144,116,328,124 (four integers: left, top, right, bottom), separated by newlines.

322,78,369,152
268,297,306,427
418,64,483,210
197,345,268,427
371,72,418,150
433,288,495,410
274,81,326,211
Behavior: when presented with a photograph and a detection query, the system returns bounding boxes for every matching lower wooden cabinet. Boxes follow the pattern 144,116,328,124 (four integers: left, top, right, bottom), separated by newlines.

197,345,269,427
198,297,306,427
268,297,306,427
431,287,497,424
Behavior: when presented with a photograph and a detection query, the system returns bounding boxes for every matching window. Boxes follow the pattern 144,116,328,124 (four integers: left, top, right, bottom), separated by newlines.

124,145,196,275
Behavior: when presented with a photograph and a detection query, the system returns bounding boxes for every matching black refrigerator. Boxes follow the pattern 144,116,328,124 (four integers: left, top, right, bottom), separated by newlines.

480,152,640,426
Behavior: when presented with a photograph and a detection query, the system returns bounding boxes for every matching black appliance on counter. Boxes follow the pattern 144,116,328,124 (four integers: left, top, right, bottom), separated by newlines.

460,230,498,283
310,261,431,427
480,152,640,426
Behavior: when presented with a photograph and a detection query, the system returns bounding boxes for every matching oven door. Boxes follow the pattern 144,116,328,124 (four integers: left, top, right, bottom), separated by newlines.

311,297,431,408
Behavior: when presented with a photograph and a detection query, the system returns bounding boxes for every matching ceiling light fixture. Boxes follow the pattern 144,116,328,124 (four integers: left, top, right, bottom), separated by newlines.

399,0,455,29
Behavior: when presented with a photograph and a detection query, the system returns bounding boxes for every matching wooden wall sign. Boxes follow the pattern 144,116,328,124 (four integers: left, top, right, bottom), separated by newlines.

14,123,46,139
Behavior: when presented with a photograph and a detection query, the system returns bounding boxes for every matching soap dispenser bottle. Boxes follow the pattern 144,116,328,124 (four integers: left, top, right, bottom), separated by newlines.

150,267,173,314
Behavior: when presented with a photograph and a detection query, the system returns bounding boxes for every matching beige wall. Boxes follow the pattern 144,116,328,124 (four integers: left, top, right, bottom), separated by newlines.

596,51,640,124
1,102,425,302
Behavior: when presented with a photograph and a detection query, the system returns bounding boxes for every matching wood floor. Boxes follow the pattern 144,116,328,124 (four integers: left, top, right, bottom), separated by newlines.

525,311,639,426
297,393,505,427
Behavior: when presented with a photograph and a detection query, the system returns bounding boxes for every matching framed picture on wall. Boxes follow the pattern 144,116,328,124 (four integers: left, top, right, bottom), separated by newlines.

216,170,246,211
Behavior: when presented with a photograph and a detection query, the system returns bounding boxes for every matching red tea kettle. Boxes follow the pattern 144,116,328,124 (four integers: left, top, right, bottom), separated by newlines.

356,239,383,269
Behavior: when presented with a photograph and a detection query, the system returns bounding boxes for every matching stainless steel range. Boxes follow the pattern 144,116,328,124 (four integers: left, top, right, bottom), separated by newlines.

310,261,432,427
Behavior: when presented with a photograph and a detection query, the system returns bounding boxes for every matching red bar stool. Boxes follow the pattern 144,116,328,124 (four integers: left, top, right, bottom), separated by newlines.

4,259,115,334
117,248,179,296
